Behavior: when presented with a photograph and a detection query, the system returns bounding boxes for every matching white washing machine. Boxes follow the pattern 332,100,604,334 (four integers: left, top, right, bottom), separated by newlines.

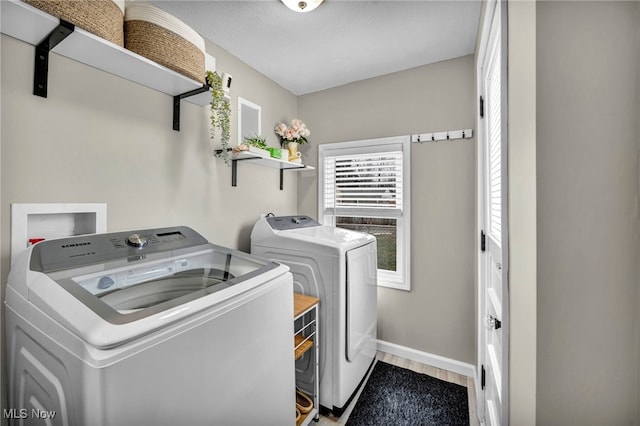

251,215,377,416
5,226,295,426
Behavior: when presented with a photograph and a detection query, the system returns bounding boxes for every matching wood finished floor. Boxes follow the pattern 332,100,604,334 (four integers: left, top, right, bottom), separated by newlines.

316,351,479,426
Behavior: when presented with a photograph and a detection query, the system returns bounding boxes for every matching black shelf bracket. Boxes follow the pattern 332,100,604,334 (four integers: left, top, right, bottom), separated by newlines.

229,156,261,187
173,83,210,131
34,20,74,98
232,159,238,186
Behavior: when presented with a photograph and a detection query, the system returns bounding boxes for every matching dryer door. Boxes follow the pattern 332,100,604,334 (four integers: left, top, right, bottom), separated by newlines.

345,242,377,361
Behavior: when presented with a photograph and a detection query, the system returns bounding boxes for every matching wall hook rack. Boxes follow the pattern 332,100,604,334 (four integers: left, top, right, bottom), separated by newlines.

411,128,473,143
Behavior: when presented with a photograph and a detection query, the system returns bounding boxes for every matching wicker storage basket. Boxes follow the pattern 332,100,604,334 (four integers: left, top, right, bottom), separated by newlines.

124,4,205,84
23,0,124,46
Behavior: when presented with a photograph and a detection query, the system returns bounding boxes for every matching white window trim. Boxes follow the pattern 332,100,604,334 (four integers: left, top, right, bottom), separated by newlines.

318,136,411,291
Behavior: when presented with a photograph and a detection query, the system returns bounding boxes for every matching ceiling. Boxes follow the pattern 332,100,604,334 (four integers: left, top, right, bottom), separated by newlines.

152,1,482,95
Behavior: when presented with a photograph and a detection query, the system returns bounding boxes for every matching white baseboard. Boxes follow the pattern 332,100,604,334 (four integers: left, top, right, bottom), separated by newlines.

377,339,477,379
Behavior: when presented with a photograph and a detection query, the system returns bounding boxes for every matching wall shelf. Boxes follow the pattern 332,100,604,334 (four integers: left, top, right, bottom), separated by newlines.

215,150,315,190
0,0,211,130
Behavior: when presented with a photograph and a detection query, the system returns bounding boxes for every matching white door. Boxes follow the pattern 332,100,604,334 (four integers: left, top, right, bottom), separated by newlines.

477,0,508,425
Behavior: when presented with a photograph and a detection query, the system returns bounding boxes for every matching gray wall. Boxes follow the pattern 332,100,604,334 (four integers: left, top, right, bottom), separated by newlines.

0,34,297,258
638,13,640,421
0,34,298,413
536,1,640,424
506,0,537,423
298,56,477,364
637,10,640,422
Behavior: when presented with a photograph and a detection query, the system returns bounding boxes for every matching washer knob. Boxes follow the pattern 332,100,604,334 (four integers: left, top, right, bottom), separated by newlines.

126,233,148,248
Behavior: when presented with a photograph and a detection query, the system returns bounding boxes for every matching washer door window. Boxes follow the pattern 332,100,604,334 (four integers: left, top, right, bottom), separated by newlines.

51,247,277,324
100,266,234,313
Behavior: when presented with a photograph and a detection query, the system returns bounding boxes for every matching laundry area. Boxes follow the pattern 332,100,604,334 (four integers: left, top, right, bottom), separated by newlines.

1,1,640,426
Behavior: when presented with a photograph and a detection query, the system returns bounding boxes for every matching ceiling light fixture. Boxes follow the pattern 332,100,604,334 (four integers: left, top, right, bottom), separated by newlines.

281,0,324,13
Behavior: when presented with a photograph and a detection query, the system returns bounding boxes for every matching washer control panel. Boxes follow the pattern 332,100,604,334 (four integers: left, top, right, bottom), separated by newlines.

266,215,320,231
30,226,207,273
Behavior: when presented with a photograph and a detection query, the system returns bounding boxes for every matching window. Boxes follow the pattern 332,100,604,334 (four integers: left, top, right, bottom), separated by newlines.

318,136,411,290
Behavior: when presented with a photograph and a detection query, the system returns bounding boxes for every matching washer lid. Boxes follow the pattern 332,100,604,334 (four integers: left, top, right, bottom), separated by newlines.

18,227,287,348
251,216,375,254
280,225,374,249
47,245,276,325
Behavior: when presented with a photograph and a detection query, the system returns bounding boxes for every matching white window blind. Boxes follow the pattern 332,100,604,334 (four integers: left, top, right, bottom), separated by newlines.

323,151,403,213
486,36,502,243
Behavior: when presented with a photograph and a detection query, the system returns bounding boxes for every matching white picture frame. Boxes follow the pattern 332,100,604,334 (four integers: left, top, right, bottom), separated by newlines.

238,97,261,145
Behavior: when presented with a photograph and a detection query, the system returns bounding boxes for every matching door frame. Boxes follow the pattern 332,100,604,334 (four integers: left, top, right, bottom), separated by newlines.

476,0,509,424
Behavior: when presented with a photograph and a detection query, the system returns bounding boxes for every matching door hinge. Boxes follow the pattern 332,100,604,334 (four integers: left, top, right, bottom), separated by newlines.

480,230,486,252
479,95,484,118
481,365,486,390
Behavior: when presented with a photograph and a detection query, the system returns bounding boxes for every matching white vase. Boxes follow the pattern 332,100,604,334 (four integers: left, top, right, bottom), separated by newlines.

287,142,299,162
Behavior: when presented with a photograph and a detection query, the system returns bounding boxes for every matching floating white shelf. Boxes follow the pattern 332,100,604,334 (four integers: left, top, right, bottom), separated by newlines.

54,28,206,101
0,0,211,128
232,151,315,171
217,150,314,190
0,0,59,46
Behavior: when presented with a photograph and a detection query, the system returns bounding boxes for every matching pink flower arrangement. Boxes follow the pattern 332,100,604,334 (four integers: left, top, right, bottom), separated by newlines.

274,119,310,146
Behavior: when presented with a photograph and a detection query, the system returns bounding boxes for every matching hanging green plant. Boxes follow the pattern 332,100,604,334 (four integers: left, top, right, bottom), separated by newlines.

206,70,232,165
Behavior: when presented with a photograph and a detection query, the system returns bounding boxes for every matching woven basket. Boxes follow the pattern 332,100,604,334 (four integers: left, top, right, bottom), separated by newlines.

24,0,124,46
124,20,205,84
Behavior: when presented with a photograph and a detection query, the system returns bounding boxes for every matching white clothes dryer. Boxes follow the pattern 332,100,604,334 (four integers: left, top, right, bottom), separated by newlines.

5,226,295,426
251,215,377,416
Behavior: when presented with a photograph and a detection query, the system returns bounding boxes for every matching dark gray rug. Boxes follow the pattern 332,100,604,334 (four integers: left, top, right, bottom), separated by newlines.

345,361,470,426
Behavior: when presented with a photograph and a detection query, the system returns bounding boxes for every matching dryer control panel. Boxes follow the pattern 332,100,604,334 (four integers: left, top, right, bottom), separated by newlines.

267,215,320,230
